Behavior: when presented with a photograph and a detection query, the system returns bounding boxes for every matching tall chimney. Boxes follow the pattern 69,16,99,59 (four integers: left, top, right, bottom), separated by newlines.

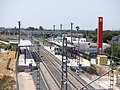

97,17,103,55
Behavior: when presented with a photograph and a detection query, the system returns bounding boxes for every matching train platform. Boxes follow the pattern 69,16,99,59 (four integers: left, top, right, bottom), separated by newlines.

44,46,90,67
17,72,36,90
44,46,77,66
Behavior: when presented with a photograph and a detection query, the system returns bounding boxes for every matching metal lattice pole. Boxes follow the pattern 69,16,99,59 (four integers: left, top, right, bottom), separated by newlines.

37,41,40,55
76,26,80,71
30,33,33,51
110,43,114,90
36,41,40,90
61,37,68,90
36,68,40,90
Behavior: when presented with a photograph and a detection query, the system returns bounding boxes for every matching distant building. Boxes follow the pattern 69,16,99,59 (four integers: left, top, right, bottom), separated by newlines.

112,35,120,43
0,27,5,31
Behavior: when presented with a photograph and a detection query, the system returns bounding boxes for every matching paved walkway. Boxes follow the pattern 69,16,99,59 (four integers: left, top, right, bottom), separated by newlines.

17,72,36,90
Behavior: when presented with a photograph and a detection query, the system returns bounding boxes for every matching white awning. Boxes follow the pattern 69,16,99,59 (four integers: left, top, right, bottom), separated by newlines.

18,39,32,47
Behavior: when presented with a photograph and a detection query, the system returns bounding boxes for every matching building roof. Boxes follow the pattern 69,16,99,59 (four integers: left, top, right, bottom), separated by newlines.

112,36,120,43
97,55,107,57
9,40,18,44
18,39,32,47
50,40,75,48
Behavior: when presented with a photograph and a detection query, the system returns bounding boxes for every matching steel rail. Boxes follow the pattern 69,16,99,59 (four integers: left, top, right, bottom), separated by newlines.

40,47,94,90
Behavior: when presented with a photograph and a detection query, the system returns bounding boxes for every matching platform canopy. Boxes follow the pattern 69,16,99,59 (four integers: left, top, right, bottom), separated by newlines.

49,41,75,48
9,40,18,44
18,39,32,47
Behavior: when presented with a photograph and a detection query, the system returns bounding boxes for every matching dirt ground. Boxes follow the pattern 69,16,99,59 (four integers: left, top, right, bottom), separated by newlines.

0,51,16,90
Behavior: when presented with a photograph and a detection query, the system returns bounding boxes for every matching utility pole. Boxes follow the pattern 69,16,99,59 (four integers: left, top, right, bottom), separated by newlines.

70,23,73,44
18,21,21,44
37,41,40,90
60,24,63,41
109,42,114,90
53,25,55,40
5,28,6,35
37,41,40,55
17,21,21,60
61,37,68,90
30,33,33,51
76,26,80,71
109,36,119,90
14,27,16,36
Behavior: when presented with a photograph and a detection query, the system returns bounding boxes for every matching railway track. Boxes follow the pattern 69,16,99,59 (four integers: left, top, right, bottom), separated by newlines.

40,52,74,90
34,52,60,90
39,46,95,90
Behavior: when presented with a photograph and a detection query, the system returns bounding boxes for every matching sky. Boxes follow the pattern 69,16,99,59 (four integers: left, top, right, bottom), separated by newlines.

0,0,120,30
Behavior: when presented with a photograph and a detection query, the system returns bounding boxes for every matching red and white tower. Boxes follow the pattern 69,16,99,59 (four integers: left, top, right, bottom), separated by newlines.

97,17,103,55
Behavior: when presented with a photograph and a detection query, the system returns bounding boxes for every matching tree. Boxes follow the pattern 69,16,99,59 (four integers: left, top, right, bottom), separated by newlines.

92,36,97,42
103,33,113,43
104,43,120,61
103,30,120,43
26,27,35,30
39,26,44,30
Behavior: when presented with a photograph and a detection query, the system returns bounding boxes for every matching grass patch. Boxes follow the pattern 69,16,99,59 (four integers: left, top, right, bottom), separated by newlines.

0,36,16,42
0,44,10,49
0,79,4,86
